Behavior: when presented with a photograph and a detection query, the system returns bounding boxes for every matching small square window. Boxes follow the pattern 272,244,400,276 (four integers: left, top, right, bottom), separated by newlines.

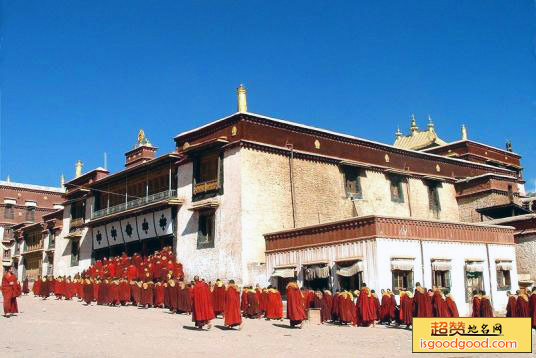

4,205,14,219
389,176,404,203
26,207,36,222
426,181,442,219
496,270,511,290
71,240,80,267
392,270,413,295
342,166,363,199
432,270,451,290
197,211,215,249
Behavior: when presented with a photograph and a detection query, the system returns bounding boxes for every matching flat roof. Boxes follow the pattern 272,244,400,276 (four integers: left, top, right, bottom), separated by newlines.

175,111,516,175
0,181,65,194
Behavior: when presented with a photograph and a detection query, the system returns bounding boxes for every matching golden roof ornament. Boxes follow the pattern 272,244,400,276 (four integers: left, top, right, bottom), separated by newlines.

395,127,402,140
135,129,152,148
427,115,434,131
410,114,418,134
237,84,247,113
461,124,468,140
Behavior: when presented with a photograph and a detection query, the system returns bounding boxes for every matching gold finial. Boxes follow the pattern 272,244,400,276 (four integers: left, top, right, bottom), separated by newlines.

410,114,418,134
137,129,145,145
427,115,434,131
60,173,65,188
395,127,402,140
461,124,468,140
237,84,247,113
75,160,83,178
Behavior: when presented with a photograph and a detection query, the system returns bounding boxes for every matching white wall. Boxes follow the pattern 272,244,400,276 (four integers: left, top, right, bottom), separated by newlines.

176,147,244,284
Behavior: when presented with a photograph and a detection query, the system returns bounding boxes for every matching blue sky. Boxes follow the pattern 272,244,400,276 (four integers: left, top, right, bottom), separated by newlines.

1,1,535,191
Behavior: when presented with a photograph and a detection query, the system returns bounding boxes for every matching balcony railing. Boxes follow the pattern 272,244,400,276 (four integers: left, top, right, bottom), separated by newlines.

193,180,219,195
23,243,43,254
92,189,177,219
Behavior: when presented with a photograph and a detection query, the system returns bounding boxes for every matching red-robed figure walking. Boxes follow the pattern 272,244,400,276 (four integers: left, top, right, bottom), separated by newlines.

191,276,215,330
506,291,517,317
212,279,226,317
2,267,19,317
265,286,283,320
223,280,243,329
286,280,306,328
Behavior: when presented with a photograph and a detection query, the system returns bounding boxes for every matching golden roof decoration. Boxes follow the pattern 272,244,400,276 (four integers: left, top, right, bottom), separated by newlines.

393,115,446,151
135,129,153,148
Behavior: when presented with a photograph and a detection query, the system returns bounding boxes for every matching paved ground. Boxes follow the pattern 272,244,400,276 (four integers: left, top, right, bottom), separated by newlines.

0,295,534,358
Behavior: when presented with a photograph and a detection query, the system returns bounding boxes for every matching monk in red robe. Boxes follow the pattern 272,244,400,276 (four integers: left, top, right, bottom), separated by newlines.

119,278,130,305
212,279,226,317
22,278,29,295
320,290,333,323
224,280,243,329
265,286,283,320
506,291,517,317
33,276,41,297
240,287,249,315
471,290,481,317
414,283,432,317
82,277,93,305
154,281,164,308
379,290,393,324
358,284,377,326
332,291,341,322
529,288,536,328
246,287,261,318
432,288,450,317
445,292,459,317
191,277,215,330
517,290,530,317
167,279,178,312
286,280,306,328
2,267,18,317
479,291,493,317
339,291,356,325
400,290,413,328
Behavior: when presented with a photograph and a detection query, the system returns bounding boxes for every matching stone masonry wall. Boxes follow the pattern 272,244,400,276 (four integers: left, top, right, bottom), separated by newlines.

457,192,512,223
515,234,536,282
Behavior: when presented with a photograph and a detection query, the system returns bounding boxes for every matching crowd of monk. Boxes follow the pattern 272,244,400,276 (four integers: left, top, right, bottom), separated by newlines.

3,248,536,330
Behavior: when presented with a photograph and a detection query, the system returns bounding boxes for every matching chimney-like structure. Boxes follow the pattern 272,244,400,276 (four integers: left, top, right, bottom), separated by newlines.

461,124,468,140
75,160,83,178
237,84,247,113
60,173,65,188
124,129,157,168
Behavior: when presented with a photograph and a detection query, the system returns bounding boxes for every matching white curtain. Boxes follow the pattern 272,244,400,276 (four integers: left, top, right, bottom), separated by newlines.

496,262,512,271
465,262,484,272
391,259,414,271
431,260,451,271
272,267,296,278
336,261,363,277
304,265,330,280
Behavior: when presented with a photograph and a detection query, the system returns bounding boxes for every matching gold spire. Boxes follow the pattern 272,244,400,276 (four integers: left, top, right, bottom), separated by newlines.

60,173,65,188
237,84,247,113
427,115,434,131
395,127,402,140
461,124,468,140
75,160,83,178
410,114,418,134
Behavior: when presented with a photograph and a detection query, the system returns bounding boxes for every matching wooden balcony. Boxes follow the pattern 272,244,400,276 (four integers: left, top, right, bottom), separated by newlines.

193,180,219,195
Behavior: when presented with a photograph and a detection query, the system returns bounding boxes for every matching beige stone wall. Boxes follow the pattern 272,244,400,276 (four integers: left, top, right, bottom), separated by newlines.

515,235,536,282
457,192,512,223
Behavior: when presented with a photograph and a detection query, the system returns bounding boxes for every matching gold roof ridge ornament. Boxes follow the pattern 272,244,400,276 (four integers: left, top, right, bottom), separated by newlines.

461,124,468,140
393,113,446,150
136,129,152,148
237,84,247,113
410,114,418,134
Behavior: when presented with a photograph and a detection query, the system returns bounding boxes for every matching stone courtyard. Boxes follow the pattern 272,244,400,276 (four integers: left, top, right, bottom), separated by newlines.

1,295,534,358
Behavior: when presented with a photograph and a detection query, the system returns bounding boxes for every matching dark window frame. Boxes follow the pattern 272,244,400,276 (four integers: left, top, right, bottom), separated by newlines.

26,207,36,222
496,269,511,290
192,151,224,201
392,269,413,295
70,240,80,267
426,180,442,219
197,210,215,249
388,175,405,203
342,166,363,199
432,269,451,290
4,205,15,219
